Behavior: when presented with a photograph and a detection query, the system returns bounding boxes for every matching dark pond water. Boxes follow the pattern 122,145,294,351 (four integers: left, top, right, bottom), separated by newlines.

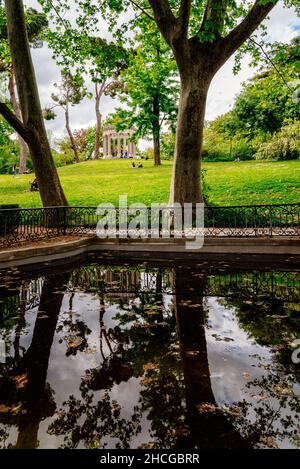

0,257,299,449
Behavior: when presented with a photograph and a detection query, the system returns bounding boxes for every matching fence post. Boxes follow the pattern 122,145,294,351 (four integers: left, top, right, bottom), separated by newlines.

254,206,257,237
63,207,67,236
269,206,273,238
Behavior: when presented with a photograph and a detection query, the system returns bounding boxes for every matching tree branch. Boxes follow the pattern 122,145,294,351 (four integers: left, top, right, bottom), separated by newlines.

47,0,70,31
179,0,191,38
0,102,29,141
128,0,155,21
148,0,178,45
249,37,294,92
220,0,278,60
200,0,227,36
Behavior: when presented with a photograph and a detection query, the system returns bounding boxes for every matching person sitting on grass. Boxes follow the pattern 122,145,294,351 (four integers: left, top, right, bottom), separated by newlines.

131,162,136,168
138,162,143,168
30,178,39,192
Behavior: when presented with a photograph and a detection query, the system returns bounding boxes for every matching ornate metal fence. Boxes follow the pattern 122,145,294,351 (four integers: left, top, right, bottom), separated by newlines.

0,203,299,248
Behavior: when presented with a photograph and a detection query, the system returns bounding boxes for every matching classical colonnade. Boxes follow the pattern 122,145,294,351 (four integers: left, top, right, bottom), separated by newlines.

102,125,137,159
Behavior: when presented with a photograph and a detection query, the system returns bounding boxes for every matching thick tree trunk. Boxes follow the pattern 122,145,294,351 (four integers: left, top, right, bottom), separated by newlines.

4,0,67,207
8,68,27,174
169,77,210,206
152,92,161,166
65,106,80,163
94,89,102,160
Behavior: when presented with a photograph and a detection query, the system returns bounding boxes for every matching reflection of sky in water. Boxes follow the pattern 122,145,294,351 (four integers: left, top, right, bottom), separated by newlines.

206,297,271,404
0,266,299,449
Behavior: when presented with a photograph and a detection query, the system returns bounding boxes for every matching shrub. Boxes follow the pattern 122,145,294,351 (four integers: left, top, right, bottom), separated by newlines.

255,121,300,161
232,140,256,161
161,132,175,160
53,149,76,167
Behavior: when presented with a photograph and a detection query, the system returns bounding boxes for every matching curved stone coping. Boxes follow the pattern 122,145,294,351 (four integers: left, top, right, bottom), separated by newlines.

0,236,299,269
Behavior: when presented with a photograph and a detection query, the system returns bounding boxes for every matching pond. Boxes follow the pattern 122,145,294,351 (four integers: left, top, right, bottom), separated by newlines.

0,256,299,449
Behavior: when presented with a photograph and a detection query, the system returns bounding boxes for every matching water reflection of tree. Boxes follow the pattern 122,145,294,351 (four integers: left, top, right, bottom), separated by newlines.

0,274,70,449
221,296,300,448
48,270,181,448
1,264,299,449
56,292,92,357
48,268,249,449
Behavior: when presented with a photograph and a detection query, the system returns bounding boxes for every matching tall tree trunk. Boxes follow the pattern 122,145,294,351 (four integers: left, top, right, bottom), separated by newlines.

4,0,67,207
169,76,210,206
152,92,161,166
65,105,80,164
8,67,27,174
94,84,102,160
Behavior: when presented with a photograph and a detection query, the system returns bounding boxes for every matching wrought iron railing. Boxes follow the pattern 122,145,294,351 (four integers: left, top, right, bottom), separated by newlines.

0,203,299,248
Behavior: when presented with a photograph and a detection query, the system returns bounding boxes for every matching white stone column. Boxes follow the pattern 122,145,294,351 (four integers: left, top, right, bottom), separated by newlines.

113,133,118,156
107,134,111,158
117,133,121,157
132,142,136,157
103,134,107,159
123,134,127,154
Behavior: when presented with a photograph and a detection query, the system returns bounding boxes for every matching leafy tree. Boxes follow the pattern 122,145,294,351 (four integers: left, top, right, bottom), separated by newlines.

86,38,129,159
56,126,98,162
46,71,87,163
92,0,300,204
37,2,129,160
202,36,300,161
114,23,179,165
231,37,300,138
0,116,20,173
0,0,67,206
202,114,256,161
255,120,300,160
0,6,48,173
161,131,176,160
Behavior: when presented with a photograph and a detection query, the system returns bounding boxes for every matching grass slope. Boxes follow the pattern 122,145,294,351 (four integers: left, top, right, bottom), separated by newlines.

0,159,299,208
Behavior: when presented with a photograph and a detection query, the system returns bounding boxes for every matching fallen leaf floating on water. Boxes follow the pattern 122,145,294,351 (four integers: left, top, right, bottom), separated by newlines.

272,384,294,396
0,403,23,414
260,437,278,449
143,363,160,372
242,372,252,380
138,442,156,450
68,337,83,348
141,377,154,386
0,404,11,413
14,374,28,389
185,350,200,357
251,393,269,401
225,405,242,420
84,348,97,355
11,404,23,415
171,426,190,437
112,401,121,412
197,403,217,414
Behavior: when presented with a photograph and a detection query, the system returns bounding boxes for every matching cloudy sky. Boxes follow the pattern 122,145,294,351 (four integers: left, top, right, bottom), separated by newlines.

24,1,299,150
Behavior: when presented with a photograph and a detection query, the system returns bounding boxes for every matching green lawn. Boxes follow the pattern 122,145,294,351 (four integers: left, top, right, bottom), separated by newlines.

0,159,299,208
